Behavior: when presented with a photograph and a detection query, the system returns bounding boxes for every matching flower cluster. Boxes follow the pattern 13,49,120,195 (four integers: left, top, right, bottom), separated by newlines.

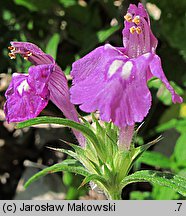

3,3,186,201
4,3,182,142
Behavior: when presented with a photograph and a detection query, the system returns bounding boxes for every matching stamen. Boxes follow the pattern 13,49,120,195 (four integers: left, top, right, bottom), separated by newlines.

136,27,142,34
129,26,136,34
23,52,32,60
23,56,28,60
132,16,140,25
124,13,133,22
26,51,32,57
8,46,16,51
8,53,16,59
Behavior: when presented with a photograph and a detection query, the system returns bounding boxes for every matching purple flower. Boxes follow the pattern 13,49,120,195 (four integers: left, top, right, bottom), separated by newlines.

5,42,85,146
70,3,183,129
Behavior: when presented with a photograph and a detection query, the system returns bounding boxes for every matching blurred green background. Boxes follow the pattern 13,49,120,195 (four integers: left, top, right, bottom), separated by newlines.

0,0,186,200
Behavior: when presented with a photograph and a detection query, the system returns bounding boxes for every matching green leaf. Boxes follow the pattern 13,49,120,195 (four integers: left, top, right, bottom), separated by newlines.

156,118,186,134
69,143,101,174
130,136,162,166
121,170,186,196
136,151,172,169
97,25,120,43
47,143,101,173
148,78,183,105
80,174,107,188
16,116,99,152
80,25,120,55
130,191,151,200
59,0,76,7
14,0,38,11
14,0,57,11
46,33,60,60
156,119,178,133
174,134,186,167
152,185,179,200
24,159,89,188
63,172,73,186
47,146,78,160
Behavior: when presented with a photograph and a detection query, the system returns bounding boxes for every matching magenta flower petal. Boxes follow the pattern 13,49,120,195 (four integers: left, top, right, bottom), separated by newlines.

149,55,183,104
28,64,53,95
71,48,154,127
48,66,85,145
93,55,152,127
71,44,125,84
70,44,128,111
4,65,52,123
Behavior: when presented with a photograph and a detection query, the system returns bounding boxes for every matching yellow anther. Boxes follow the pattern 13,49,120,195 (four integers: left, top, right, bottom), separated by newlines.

132,16,140,25
23,56,28,60
124,13,133,22
26,52,32,57
8,53,16,59
129,26,136,34
23,52,32,60
8,46,16,52
136,27,142,34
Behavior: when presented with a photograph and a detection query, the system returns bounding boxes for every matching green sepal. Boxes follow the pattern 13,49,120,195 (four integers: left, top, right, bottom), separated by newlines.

129,136,162,168
69,143,101,174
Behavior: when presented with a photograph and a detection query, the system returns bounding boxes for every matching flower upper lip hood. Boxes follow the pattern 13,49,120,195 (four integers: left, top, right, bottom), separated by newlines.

8,41,55,65
122,3,158,58
70,3,183,128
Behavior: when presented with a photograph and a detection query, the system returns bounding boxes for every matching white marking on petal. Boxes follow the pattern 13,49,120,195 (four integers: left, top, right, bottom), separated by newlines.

104,44,113,50
104,44,124,55
121,61,133,80
108,60,123,77
13,73,29,77
17,80,30,95
143,53,151,59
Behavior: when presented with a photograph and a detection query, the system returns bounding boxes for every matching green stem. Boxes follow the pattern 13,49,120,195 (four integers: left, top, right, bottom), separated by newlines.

107,189,122,200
